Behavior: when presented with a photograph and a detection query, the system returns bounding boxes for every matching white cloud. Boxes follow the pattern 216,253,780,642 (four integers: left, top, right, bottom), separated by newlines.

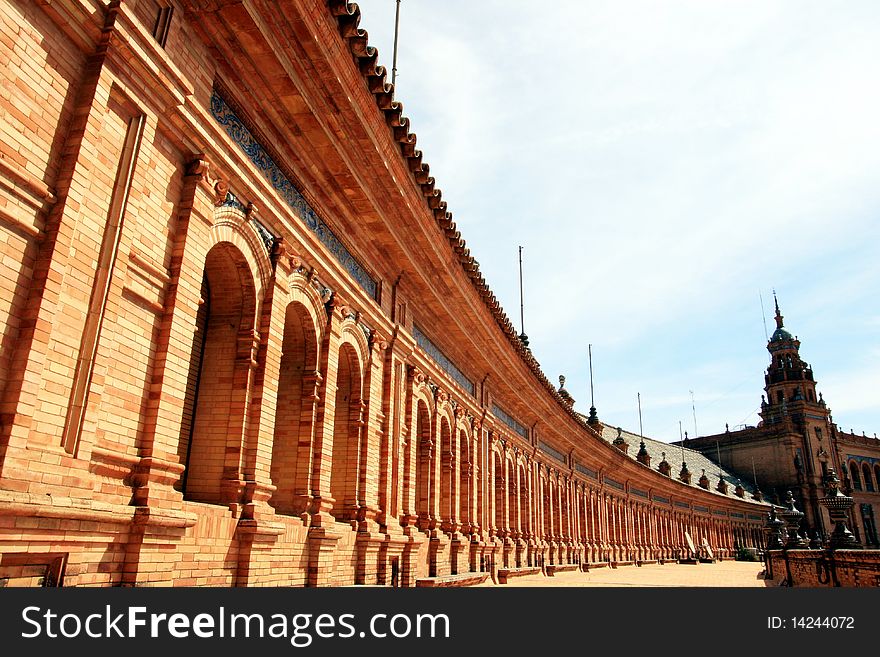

354,0,880,439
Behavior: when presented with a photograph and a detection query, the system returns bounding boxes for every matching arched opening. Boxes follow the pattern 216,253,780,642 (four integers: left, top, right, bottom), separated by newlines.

862,463,875,493
543,477,552,542
269,301,319,516
494,450,506,533
458,429,471,532
850,461,863,491
329,342,363,522
415,399,432,529
874,465,880,493
507,457,518,535
439,417,454,531
179,242,256,504
518,464,529,536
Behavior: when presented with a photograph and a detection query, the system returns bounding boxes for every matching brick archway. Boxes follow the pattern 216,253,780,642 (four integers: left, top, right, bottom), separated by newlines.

179,240,257,504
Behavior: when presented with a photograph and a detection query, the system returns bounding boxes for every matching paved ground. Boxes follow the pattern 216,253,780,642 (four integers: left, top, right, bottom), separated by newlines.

489,561,769,587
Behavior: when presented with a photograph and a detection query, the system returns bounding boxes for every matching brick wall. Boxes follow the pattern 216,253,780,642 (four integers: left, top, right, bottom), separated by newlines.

768,549,880,587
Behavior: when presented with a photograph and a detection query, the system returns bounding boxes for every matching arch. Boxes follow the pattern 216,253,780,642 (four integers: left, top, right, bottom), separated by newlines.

849,461,863,491
179,241,257,504
329,341,365,521
269,300,321,515
874,465,880,493
518,461,529,535
494,449,506,533
458,427,472,532
438,415,455,530
862,462,875,493
211,205,272,298
415,397,433,528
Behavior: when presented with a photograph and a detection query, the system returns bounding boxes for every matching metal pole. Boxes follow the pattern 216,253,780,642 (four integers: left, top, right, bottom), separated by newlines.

518,245,525,337
588,344,595,409
391,0,402,92
638,392,643,437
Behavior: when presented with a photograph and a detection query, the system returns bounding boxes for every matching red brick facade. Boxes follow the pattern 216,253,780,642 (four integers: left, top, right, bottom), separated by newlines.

0,0,766,586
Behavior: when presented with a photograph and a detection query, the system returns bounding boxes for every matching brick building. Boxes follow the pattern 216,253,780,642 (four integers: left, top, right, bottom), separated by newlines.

678,298,880,547
0,0,767,586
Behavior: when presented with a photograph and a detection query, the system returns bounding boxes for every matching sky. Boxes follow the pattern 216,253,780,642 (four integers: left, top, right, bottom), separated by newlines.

353,0,880,443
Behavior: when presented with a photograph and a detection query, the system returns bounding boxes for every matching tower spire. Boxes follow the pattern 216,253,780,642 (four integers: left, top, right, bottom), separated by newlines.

773,289,784,329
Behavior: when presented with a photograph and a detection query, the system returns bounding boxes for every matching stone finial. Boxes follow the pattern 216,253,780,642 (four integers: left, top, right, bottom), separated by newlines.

558,375,575,406
636,439,650,467
698,469,710,489
658,451,671,477
679,462,691,484
612,427,628,455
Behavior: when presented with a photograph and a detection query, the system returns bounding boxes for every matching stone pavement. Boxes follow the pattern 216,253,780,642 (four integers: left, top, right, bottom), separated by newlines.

487,561,768,587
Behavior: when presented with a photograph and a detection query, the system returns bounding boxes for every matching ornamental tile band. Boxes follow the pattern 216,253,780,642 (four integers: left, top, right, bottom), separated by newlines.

412,325,475,395
604,477,625,491
538,440,567,464
211,91,377,298
493,404,529,440
576,463,598,479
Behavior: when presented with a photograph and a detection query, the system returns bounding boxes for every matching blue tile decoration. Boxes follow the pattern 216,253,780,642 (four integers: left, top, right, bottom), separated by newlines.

210,91,377,298
412,325,475,396
604,477,624,491
693,505,709,513
748,513,763,521
221,191,248,213
251,217,276,253
538,440,566,464
631,487,648,499
652,494,670,504
492,404,529,440
675,501,691,509
847,454,880,466
730,512,745,519
576,463,598,479
713,509,728,516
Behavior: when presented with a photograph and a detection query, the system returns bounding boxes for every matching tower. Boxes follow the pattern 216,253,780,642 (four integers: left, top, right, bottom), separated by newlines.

758,294,834,532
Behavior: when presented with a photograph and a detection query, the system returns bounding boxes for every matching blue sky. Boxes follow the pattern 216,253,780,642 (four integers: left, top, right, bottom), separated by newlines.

353,0,880,443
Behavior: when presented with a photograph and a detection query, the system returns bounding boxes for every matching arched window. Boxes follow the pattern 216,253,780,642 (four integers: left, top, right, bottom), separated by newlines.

179,243,257,504
849,462,863,491
269,302,319,516
415,400,432,529
329,343,364,522
863,463,875,493
439,417,454,530
458,429,471,533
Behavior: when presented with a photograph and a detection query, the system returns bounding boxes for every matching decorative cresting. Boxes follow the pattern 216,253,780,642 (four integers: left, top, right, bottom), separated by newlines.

779,491,808,548
412,325,474,395
210,90,378,298
819,469,860,550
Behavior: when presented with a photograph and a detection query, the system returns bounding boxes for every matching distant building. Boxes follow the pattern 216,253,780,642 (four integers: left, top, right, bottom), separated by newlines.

675,298,880,545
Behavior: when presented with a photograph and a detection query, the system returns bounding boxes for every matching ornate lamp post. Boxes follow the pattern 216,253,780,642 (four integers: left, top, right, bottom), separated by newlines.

818,469,860,550
778,491,808,548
